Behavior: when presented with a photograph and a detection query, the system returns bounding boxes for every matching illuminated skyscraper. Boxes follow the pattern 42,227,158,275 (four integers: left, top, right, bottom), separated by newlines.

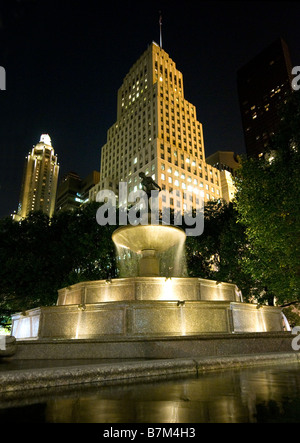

90,42,224,210
15,134,59,220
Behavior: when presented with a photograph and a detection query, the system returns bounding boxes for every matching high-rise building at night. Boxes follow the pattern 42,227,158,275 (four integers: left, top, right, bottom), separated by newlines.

55,171,82,212
90,42,224,211
237,38,293,158
14,134,59,220
56,170,100,212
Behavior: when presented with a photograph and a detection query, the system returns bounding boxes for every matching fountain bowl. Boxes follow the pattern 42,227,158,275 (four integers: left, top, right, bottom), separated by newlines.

112,224,186,254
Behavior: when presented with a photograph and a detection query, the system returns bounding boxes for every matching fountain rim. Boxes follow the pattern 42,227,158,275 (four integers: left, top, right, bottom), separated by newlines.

112,224,186,254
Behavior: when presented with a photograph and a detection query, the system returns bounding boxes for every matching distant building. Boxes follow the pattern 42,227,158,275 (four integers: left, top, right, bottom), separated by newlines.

56,170,100,212
206,151,240,202
55,171,82,212
90,42,223,210
205,151,240,175
237,38,293,157
81,170,100,202
14,134,59,220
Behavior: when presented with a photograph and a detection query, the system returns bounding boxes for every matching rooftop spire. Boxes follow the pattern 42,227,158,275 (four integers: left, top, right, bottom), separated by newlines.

159,11,162,48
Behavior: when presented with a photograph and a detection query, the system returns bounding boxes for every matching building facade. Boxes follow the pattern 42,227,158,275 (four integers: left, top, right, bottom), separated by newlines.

55,171,82,212
90,42,224,211
206,151,241,202
56,170,100,212
237,38,293,158
15,134,59,220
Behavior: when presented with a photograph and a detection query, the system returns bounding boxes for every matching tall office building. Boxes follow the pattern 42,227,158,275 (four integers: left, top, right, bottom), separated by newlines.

237,38,293,157
90,42,223,211
15,134,59,220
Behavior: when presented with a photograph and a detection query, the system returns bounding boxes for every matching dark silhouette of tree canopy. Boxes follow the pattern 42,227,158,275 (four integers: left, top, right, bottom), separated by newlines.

0,202,117,328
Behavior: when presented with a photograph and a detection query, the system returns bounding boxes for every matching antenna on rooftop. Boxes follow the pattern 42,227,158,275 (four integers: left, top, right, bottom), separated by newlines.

159,11,162,48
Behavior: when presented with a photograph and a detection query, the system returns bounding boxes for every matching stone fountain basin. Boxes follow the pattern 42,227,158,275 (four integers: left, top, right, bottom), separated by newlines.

112,224,186,254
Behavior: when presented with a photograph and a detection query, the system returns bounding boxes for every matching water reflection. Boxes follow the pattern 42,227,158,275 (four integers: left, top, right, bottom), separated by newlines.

1,363,300,423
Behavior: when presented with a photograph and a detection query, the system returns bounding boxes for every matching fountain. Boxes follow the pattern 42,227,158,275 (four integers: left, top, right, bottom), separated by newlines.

10,176,290,360
112,224,186,277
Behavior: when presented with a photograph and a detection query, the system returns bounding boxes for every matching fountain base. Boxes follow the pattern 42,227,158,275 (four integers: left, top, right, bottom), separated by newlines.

11,277,285,341
10,277,287,361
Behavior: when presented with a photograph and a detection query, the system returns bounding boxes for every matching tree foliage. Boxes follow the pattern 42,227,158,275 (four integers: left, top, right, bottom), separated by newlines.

0,202,117,328
234,91,300,305
185,200,256,300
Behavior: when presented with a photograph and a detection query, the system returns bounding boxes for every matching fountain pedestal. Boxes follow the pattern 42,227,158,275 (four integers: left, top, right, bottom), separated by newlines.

139,250,159,277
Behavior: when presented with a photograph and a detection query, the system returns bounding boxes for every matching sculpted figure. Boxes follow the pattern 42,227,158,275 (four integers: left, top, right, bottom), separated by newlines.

139,172,161,198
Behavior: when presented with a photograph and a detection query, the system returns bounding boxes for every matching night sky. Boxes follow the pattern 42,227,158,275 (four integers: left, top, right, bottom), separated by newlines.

0,0,299,218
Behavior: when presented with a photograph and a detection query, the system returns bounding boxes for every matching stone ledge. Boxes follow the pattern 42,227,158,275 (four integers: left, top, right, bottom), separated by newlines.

0,352,299,393
0,358,196,392
0,336,16,358
15,331,292,344
10,332,294,360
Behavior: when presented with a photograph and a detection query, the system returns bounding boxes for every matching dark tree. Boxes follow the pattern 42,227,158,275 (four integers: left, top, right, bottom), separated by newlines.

234,91,300,305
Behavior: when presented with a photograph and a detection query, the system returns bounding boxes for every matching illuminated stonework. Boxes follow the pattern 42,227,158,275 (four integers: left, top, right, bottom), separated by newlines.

14,134,59,220
11,299,284,340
